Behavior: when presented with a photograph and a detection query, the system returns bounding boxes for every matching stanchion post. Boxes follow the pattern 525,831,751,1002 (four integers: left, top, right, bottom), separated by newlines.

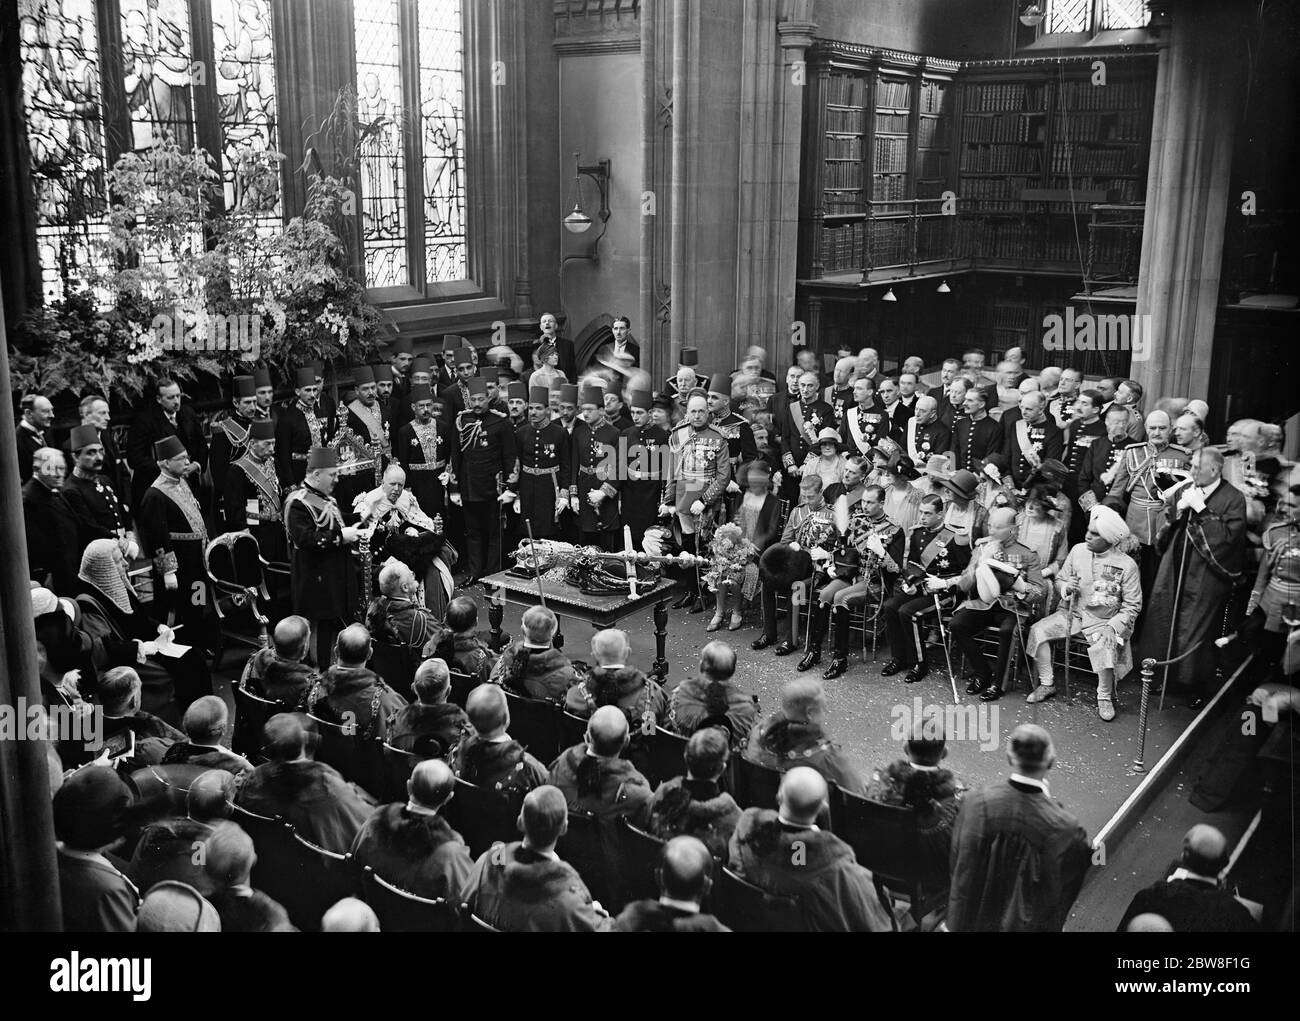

1133,657,1155,772
652,598,670,681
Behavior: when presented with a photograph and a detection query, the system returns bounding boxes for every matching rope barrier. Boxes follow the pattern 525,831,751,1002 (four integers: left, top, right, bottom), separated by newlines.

1133,638,1207,772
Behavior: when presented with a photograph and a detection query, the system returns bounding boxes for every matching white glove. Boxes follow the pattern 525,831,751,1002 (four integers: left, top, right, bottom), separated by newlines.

690,500,705,516
163,572,178,592
588,490,605,507
450,493,463,507
1078,491,1097,512
924,576,946,593
498,490,515,504
138,640,159,658
789,542,801,552
554,497,568,518
866,535,886,557
1099,468,1116,487
726,480,740,493
341,526,361,544
658,504,673,518
570,496,580,514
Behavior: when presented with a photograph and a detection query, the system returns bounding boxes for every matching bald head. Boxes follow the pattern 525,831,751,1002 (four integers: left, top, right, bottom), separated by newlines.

182,695,229,745
413,658,451,704
187,770,235,822
778,766,828,823
1007,723,1055,777
322,897,380,932
1182,824,1229,878
262,713,309,761
520,785,568,849
408,758,455,811
699,640,737,681
335,623,372,666
1018,378,1041,396
591,629,628,667
587,705,629,757
780,678,826,724
273,615,311,661
382,464,406,485
521,604,557,645
914,394,938,423
1126,913,1174,932
378,560,416,598
659,836,714,903
466,684,508,737
202,820,256,887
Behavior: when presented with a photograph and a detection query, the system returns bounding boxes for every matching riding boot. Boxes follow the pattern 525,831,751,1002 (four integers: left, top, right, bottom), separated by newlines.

797,603,828,671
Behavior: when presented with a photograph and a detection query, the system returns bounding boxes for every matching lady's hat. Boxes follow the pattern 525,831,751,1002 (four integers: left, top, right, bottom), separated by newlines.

890,455,921,481
982,452,1010,485
922,452,955,480
940,468,980,502
815,427,842,450
1029,458,1069,488
870,437,902,466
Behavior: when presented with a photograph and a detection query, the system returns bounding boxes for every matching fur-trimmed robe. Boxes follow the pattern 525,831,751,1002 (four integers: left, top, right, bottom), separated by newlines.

461,841,610,932
866,759,962,891
489,642,576,702
350,804,475,901
387,702,470,759
614,901,730,932
644,776,742,860
236,759,377,853
239,646,319,709
307,665,408,741
451,734,547,795
728,808,895,932
547,744,652,823
667,676,759,748
744,714,866,796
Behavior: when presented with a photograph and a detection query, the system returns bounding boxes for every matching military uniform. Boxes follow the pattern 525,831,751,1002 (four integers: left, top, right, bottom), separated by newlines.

513,419,571,540
451,406,518,579
880,523,970,678
209,412,255,495
823,385,855,426
667,422,731,523
570,418,623,548
813,507,905,674
841,403,890,457
63,469,133,547
614,422,669,550
1007,414,1064,490
777,398,836,502
1103,440,1190,588
335,397,389,522
138,472,211,642
950,536,1046,696
275,401,329,488
1249,520,1300,634
395,417,450,518
224,450,286,562
901,416,952,465
1061,417,1107,540
284,482,357,665
952,414,1001,473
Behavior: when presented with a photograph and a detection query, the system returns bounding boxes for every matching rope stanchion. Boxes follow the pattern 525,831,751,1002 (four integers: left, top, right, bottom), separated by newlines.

1133,637,1206,772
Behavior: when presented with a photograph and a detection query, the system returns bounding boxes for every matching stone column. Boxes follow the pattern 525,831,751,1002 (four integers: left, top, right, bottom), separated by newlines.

1132,1,1243,401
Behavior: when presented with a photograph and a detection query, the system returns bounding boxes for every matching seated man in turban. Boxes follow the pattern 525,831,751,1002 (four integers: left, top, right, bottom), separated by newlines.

1024,504,1143,721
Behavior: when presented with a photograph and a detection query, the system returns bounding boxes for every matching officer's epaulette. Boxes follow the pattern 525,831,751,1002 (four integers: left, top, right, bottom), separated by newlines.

489,408,507,417
1122,441,1147,450
1263,521,1295,547
1168,442,1189,453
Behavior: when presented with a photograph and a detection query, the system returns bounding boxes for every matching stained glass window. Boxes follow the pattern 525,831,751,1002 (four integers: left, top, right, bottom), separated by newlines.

119,0,197,151
18,0,109,301
418,0,466,284
210,0,280,220
1046,0,1091,33
353,0,408,288
1101,0,1150,30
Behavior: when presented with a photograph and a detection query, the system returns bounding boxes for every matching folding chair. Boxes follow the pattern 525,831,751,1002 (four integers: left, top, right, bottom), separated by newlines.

829,786,947,927
359,865,459,932
502,689,561,764
713,866,806,932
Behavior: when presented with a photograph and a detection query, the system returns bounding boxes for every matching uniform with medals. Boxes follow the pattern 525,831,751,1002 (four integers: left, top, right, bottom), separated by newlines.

823,384,854,427
137,436,211,642
63,425,135,547
879,520,970,683
841,400,890,458
613,391,669,551
275,366,331,488
439,344,476,424
451,376,518,580
209,374,257,496
952,411,1001,473
395,383,450,517
778,396,836,502
1244,518,1300,675
705,376,757,515
1103,438,1190,588
949,534,1046,699
570,387,624,550
902,415,952,465
223,418,286,562
807,499,904,676
1061,415,1106,539
334,364,389,522
283,445,358,665
510,385,572,542
1008,411,1064,490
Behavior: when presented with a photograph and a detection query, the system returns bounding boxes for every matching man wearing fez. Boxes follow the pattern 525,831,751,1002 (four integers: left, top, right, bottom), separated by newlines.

310,360,338,431
251,366,276,422
127,377,208,511
450,375,518,580
70,395,128,504
209,374,259,496
389,335,414,406
570,385,623,551
661,392,731,610
555,382,580,435
284,446,363,665
506,381,528,429
223,419,286,562
63,424,138,553
336,365,389,519
505,385,571,542
138,435,211,644
603,385,633,432
395,383,451,519
275,366,328,488
706,375,758,499
613,390,669,551
373,363,395,419
439,343,477,423
434,334,459,390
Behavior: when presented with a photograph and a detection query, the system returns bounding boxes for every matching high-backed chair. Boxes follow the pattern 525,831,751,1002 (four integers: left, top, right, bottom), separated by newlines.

306,712,385,799
368,641,420,701
232,683,284,758
204,531,274,670
713,866,806,932
501,689,560,764
359,865,459,932
616,817,666,906
443,776,524,858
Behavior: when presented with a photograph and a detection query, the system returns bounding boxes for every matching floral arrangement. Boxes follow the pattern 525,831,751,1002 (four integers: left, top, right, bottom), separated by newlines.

703,522,759,597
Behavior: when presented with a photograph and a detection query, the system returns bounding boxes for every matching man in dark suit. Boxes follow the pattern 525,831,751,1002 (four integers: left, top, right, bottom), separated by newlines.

1077,403,1130,518
66,394,129,505
208,375,259,497
596,313,639,368
538,312,576,379
878,377,913,437
275,367,329,488
16,393,54,483
63,425,136,549
1117,825,1258,932
23,447,82,594
126,378,208,512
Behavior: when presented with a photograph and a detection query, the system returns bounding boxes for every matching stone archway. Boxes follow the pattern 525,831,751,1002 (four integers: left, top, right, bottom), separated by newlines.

573,313,615,371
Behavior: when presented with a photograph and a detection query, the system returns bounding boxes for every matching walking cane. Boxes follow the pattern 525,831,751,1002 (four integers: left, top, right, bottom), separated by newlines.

932,587,960,703
1062,587,1078,704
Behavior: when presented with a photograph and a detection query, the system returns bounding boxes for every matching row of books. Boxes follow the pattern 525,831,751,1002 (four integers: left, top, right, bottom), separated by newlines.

961,112,1046,143
1049,143,1138,174
1056,79,1152,112
877,78,912,108
960,143,1043,173
1045,175,1144,203
824,73,867,107
876,111,909,134
960,175,1036,200
919,81,950,114
917,117,950,148
965,82,1049,112
825,108,865,133
873,173,910,202
823,135,864,160
876,136,909,172
823,162,864,188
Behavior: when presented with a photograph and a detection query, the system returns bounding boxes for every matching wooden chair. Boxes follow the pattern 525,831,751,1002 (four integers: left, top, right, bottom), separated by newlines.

713,866,806,932
306,711,385,798
231,806,345,932
368,640,421,701
359,865,459,932
555,710,590,756
829,786,947,927
443,776,523,858
645,726,689,787
204,531,273,671
556,808,619,910
448,669,477,708
462,910,499,932
289,831,360,932
728,754,785,812
380,742,421,803
126,764,211,826
232,683,284,758
617,817,665,906
502,689,561,765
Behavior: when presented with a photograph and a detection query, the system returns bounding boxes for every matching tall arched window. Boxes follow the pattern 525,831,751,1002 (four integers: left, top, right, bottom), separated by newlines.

352,0,467,296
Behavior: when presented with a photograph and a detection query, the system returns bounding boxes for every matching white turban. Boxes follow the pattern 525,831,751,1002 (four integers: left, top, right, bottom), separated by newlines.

1090,504,1130,547
31,587,57,617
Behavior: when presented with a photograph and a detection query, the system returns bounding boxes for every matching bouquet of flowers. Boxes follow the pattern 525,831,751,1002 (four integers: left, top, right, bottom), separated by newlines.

703,522,759,598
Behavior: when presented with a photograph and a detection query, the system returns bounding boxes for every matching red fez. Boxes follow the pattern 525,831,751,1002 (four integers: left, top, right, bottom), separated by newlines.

442,334,467,353
248,419,275,441
558,384,579,404
294,367,316,388
232,375,256,399
352,365,375,385
70,425,100,450
409,383,433,403
153,436,186,460
251,366,273,389
466,377,489,396
579,386,603,407
507,381,526,401
306,446,338,470
392,336,414,356
455,345,476,367
627,390,651,410
528,385,550,405
411,355,432,373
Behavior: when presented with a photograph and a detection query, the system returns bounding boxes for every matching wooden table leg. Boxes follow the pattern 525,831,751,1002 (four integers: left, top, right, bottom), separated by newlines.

650,598,670,682
487,585,505,650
